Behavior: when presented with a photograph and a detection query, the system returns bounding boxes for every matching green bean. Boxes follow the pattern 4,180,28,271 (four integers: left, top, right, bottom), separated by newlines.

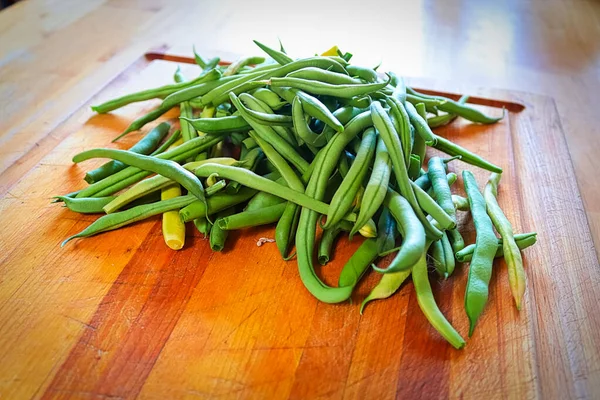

77,135,219,199
456,233,538,263
391,75,407,103
160,75,243,109
295,111,373,303
150,129,182,156
297,91,344,132
218,203,286,230
253,40,293,65
433,135,502,173
245,191,286,212
248,128,306,260
370,101,442,239
407,154,421,181
386,96,411,165
223,56,266,76
239,93,297,146
360,269,411,314
193,216,212,237
412,242,466,349
463,170,498,336
453,195,470,211
337,203,396,292
113,104,171,142
210,207,235,251
251,88,287,110
269,74,390,98
181,115,250,135
55,196,117,214
73,149,207,207
180,102,196,142
225,146,263,194
323,128,376,229
85,122,170,184
287,67,363,85
427,95,469,128
61,194,197,246
375,189,426,273
447,228,465,253
405,102,436,146
91,69,221,114
275,204,301,259
230,93,309,173
430,238,447,278
345,65,378,83
195,69,274,107
93,141,217,200
340,96,371,109
441,231,456,276
350,138,391,237
318,220,353,265
209,57,349,107
180,186,257,223
407,87,505,124
103,158,236,213
292,96,327,147
405,94,444,109
320,106,364,142
428,157,457,226
484,172,527,310
193,164,349,220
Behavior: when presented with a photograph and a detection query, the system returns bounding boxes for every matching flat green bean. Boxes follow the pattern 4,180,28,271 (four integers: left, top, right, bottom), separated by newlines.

484,172,527,309
463,170,498,336
55,196,117,214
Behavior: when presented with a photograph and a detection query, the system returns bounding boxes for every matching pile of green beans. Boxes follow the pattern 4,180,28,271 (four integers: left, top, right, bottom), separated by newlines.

56,40,537,349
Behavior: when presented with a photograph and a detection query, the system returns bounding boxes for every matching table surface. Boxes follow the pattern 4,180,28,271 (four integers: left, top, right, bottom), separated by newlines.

1,1,600,399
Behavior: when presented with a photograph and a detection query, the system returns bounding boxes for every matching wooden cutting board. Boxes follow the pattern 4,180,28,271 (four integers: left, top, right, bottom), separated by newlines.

0,51,599,400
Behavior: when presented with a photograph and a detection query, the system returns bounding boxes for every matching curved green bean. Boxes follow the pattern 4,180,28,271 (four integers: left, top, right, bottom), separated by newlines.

375,189,426,273
85,122,170,184
412,242,466,349
73,148,207,205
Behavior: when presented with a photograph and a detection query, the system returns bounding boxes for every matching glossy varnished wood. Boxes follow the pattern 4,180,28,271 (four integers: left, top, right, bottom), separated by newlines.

0,51,597,399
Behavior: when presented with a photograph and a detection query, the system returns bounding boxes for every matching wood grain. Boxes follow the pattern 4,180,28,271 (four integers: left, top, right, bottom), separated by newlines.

0,51,597,399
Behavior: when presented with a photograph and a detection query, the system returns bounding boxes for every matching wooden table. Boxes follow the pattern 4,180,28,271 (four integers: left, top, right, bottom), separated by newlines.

1,1,600,399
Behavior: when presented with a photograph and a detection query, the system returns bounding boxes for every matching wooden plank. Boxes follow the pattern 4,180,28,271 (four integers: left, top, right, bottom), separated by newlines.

0,53,597,400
